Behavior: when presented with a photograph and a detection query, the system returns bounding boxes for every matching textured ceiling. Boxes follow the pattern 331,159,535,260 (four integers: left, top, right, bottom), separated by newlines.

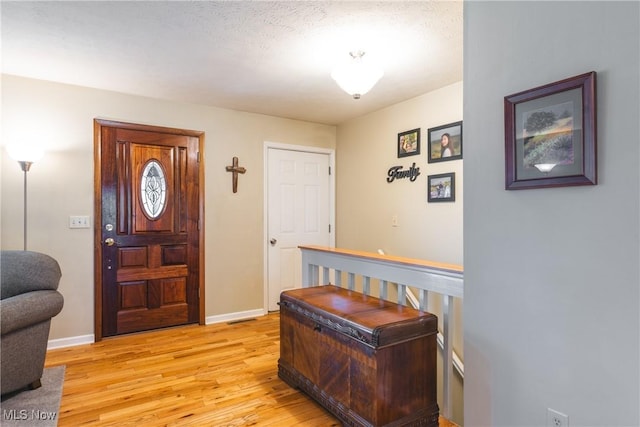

1,1,463,125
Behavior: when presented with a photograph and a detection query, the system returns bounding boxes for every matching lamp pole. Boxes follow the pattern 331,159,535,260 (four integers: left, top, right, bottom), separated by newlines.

7,145,43,251
18,161,33,251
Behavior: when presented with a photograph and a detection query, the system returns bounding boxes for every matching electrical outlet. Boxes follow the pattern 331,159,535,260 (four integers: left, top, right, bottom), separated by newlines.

547,408,569,427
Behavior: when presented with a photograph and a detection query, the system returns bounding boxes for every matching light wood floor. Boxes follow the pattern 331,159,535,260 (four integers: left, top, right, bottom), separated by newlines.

45,313,457,426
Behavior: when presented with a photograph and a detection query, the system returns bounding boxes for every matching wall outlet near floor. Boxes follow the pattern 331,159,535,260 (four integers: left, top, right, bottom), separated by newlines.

547,408,569,427
69,215,91,229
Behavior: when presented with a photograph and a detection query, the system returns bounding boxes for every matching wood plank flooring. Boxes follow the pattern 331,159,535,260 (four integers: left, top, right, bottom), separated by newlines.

45,313,457,426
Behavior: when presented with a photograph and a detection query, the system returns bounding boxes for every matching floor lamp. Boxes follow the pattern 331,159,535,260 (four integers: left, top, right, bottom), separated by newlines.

8,146,44,251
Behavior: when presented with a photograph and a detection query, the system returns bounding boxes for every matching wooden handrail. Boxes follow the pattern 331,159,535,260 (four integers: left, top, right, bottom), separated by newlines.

299,245,463,273
299,245,463,420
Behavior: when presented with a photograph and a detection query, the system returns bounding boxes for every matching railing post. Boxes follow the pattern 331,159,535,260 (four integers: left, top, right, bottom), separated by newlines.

442,294,454,419
419,289,428,311
398,284,406,305
322,266,330,285
380,280,388,300
301,249,318,287
363,276,371,295
301,249,309,287
335,270,342,287
348,272,355,290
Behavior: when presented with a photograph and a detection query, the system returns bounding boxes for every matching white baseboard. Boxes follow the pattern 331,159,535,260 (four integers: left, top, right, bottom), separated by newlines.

45,309,267,350
48,334,95,350
206,308,266,325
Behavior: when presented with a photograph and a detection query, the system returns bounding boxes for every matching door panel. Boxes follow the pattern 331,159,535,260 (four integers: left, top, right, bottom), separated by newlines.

95,120,203,339
131,143,175,232
267,148,331,311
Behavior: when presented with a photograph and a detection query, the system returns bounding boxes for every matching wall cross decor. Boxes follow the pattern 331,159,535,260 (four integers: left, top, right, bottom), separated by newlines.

225,156,246,193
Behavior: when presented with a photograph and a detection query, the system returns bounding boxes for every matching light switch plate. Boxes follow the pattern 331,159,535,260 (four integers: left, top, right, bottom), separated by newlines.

69,215,91,229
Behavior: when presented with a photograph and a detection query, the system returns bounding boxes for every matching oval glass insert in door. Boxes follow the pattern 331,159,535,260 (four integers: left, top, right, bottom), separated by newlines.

140,159,167,219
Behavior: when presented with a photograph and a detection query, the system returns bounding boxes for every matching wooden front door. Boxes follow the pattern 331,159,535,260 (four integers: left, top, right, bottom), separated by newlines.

94,119,204,340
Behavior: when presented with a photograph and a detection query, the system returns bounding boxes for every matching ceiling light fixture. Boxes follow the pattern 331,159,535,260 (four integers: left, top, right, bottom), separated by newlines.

331,51,384,100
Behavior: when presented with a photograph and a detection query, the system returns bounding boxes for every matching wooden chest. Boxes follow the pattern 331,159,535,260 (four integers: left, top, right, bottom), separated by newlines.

278,285,439,427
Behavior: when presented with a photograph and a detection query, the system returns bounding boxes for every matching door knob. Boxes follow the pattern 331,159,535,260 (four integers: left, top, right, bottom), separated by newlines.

270,238,277,246
104,237,115,246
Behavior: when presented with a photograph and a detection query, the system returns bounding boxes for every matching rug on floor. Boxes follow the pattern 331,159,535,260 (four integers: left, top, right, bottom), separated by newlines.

1,365,65,427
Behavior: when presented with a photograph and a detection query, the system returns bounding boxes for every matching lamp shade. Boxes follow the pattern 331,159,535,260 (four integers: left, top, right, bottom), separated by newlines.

331,51,384,99
7,145,44,163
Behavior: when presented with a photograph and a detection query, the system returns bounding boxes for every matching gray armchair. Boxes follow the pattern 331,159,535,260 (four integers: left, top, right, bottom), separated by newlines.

1,250,64,396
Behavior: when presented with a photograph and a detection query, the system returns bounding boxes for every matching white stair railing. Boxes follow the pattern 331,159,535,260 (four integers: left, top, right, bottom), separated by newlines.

299,245,463,420
378,249,464,381
404,284,464,379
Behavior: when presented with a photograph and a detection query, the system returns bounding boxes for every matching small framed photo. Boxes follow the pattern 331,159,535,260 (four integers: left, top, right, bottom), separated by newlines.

427,172,455,203
428,121,462,163
398,128,420,158
504,71,597,190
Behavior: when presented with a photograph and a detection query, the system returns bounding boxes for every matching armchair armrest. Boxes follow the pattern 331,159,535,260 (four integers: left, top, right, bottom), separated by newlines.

0,290,64,335
1,251,62,299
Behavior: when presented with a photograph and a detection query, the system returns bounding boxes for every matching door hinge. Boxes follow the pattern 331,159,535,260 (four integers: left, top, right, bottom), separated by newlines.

328,166,331,175
329,224,331,233
197,151,201,163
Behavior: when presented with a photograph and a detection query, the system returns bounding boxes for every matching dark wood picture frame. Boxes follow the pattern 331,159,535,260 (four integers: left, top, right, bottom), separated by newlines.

427,172,455,203
428,121,463,163
504,71,597,190
398,128,420,158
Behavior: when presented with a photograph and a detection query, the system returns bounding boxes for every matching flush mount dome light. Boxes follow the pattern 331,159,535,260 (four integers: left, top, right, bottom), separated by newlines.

331,51,384,100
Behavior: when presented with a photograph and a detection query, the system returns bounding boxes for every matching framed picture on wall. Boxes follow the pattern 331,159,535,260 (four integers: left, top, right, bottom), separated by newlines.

504,71,597,190
397,128,420,158
427,172,455,203
428,121,463,163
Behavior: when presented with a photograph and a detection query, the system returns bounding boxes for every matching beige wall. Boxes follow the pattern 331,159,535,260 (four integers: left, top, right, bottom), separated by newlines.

336,82,463,264
1,74,336,340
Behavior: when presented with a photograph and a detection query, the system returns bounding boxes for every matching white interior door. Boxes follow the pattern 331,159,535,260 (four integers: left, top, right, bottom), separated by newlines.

266,147,332,311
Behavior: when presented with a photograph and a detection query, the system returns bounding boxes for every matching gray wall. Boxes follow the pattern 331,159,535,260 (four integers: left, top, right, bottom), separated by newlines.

464,2,639,426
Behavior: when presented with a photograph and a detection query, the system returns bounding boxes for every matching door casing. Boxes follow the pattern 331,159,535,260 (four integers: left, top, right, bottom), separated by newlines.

93,119,205,341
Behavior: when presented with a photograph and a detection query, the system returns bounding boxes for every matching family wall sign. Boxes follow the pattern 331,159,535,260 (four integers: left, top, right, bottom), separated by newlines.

386,162,421,183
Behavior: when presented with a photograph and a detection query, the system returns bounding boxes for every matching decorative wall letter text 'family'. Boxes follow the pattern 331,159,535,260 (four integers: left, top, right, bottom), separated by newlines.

387,163,420,183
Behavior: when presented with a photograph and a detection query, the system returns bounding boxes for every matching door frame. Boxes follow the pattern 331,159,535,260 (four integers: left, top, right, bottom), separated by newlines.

93,119,206,341
263,141,336,311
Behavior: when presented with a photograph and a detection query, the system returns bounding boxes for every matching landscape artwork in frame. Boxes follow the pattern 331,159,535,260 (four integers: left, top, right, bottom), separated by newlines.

398,128,420,158
504,71,597,190
428,172,455,203
428,121,462,163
